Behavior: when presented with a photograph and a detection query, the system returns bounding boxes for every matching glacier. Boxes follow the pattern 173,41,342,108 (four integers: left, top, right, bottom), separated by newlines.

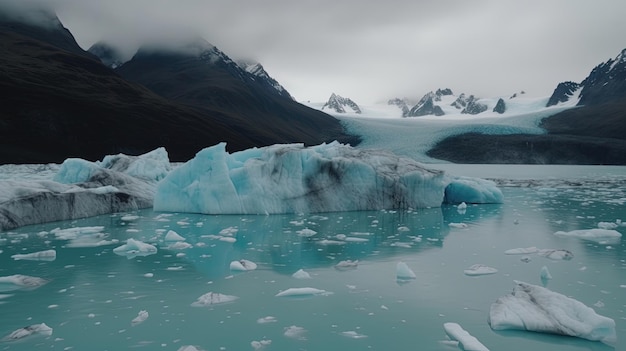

154,142,502,215
489,281,616,344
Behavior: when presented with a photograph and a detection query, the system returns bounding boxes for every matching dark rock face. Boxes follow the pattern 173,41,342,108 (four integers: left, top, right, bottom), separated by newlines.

435,88,453,101
546,81,580,107
387,98,410,117
578,48,626,106
407,92,445,117
322,93,362,114
461,95,488,115
236,59,293,100
451,93,468,109
88,41,125,69
493,98,506,114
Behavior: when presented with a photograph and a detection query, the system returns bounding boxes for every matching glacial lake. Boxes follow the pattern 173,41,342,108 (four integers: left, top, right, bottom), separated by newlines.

1,165,625,351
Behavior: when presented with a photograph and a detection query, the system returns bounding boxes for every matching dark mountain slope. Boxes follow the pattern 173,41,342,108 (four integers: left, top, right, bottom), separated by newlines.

0,29,254,163
116,45,355,147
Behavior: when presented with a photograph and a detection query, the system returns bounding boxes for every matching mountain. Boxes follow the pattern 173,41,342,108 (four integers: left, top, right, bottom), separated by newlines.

387,98,410,117
236,59,293,99
88,41,125,68
116,40,354,147
321,93,362,114
577,48,626,106
407,92,444,117
0,8,355,164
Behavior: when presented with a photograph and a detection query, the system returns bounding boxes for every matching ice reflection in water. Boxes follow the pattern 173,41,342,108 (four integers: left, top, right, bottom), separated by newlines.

0,181,624,350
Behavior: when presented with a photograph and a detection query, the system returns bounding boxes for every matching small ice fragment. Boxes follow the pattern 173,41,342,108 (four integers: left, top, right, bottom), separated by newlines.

284,325,307,340
143,273,154,278
296,228,317,237
256,316,277,324
166,241,193,250
340,331,367,339
597,222,618,230
537,249,574,260
11,249,57,261
520,256,531,263
464,264,498,276
504,247,538,255
457,202,467,214
275,287,327,297
177,346,203,351
131,310,149,326
443,322,489,351
396,262,416,280
191,292,238,307
251,339,271,350
554,229,621,244
380,305,388,310
229,259,257,271
593,301,605,308
397,226,410,232
219,237,236,243
1,323,53,341
292,269,311,279
87,313,95,318
164,230,185,241
540,266,552,280
335,260,358,270
448,222,468,229
0,275,48,292
113,239,157,259
120,215,139,222
219,226,238,236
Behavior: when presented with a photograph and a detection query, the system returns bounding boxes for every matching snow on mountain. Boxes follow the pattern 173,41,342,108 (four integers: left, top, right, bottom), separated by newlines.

236,59,293,99
322,93,362,114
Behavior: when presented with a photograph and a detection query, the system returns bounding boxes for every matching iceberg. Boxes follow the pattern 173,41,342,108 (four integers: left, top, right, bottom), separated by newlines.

1,323,52,342
0,148,169,231
489,281,616,344
396,261,416,280
154,142,502,215
443,322,489,351
11,249,56,261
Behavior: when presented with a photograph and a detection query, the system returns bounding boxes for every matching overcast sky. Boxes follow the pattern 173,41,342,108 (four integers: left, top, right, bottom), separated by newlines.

26,1,626,103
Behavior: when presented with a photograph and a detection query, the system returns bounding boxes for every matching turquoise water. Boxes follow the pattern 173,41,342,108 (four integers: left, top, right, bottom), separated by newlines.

1,182,625,350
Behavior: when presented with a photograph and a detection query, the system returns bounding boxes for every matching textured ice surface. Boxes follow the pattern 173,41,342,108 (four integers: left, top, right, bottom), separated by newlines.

443,322,489,351
154,142,502,215
1,323,52,341
131,310,149,326
464,264,498,276
396,261,416,280
275,287,328,297
11,249,56,261
489,281,616,344
0,275,48,292
554,228,622,244
113,239,158,259
191,292,239,307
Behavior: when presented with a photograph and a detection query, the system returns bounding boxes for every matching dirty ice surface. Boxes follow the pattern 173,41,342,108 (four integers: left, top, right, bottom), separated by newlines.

0,165,625,350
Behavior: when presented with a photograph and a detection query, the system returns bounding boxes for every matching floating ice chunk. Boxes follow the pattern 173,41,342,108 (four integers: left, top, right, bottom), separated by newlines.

292,269,311,279
597,222,618,230
464,264,498,276
65,234,118,248
275,287,328,297
113,239,157,259
444,176,503,205
520,256,531,263
120,215,139,222
219,226,238,236
489,281,616,344
177,346,203,351
443,322,489,351
11,249,56,261
191,292,238,307
343,236,369,242
554,229,622,244
251,339,272,350
257,316,277,324
391,242,412,248
340,331,368,339
335,260,358,270
229,259,257,271
52,226,105,240
284,325,307,340
396,262,416,280
296,228,317,237
316,239,345,246
457,202,467,214
164,230,185,241
1,323,52,341
504,247,538,255
537,249,573,260
540,266,552,281
0,275,48,292
131,310,149,326
397,226,410,232
166,241,193,250
448,222,468,229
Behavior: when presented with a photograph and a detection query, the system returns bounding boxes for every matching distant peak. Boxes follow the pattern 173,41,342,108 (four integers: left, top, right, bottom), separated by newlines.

0,2,60,29
322,93,361,114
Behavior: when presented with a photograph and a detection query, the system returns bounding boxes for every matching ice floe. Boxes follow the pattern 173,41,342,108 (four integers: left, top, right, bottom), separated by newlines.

1,323,52,342
340,330,368,339
448,222,468,229
396,262,416,280
11,249,56,261
257,316,277,324
489,281,616,344
443,322,489,351
284,325,307,340
275,287,328,297
335,260,358,270
554,228,622,244
504,247,538,255
229,259,257,271
463,264,498,276
131,310,149,326
537,249,573,260
0,275,48,292
113,239,158,259
251,339,272,350
191,292,239,307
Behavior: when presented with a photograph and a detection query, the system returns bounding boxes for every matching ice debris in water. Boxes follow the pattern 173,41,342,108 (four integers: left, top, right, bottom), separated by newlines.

340,331,368,339
131,310,149,326
504,247,538,255
229,259,257,271
1,323,53,341
275,287,328,297
537,249,573,260
191,292,238,307
153,142,502,215
251,339,272,350
489,281,616,344
334,260,358,270
464,264,498,276
164,230,186,241
257,316,277,324
540,266,552,281
597,222,618,230
0,275,48,292
554,228,622,244
448,222,468,229
457,202,467,214
11,249,56,261
292,269,311,279
177,346,204,351
296,228,317,237
443,322,489,351
396,262,416,280
284,325,307,340
113,239,157,259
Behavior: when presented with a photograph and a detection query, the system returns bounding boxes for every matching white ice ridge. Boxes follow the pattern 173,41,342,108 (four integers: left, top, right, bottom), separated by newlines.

443,322,489,351
489,281,616,344
1,323,53,341
11,249,56,261
153,142,503,215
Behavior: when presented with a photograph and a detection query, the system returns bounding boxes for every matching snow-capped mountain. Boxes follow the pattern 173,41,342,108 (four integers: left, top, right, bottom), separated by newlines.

322,93,362,114
387,98,410,117
237,59,293,99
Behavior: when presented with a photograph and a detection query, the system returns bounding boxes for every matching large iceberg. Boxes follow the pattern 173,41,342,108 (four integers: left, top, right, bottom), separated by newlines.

0,148,170,231
154,142,502,214
488,281,616,344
